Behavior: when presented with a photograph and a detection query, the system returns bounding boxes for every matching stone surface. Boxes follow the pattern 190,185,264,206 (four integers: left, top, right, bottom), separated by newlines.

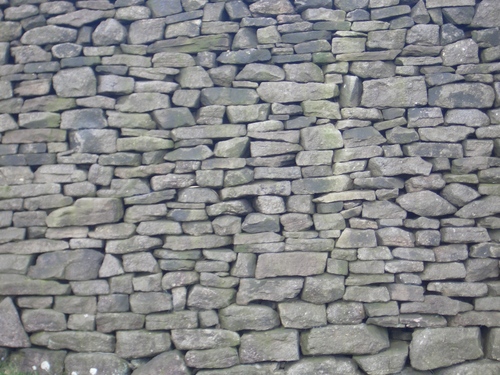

361,77,427,108
0,298,30,348
46,198,123,227
409,328,483,370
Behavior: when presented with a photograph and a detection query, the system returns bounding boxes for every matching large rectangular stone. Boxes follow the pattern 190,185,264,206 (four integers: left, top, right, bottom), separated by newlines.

255,252,327,278
361,77,427,108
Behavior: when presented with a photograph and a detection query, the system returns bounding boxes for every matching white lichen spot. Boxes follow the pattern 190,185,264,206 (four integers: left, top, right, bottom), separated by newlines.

90,368,98,375
41,361,51,371
72,372,78,375
32,366,37,371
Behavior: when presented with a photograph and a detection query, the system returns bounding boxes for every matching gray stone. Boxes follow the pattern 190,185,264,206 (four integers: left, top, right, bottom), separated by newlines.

8,349,66,375
336,229,377,248
301,324,389,355
28,249,103,281
236,63,285,82
0,297,30,348
435,360,500,375
249,0,295,15
442,39,479,66
409,327,483,370
131,351,190,375
185,347,239,369
278,301,326,329
116,330,170,359
441,183,481,207
287,357,361,375
53,67,96,98
361,77,427,108
396,191,456,217
21,25,77,45
456,196,500,219
471,0,500,28
354,341,409,375
171,329,239,350
369,157,432,176
219,304,280,331
116,93,170,113
92,19,127,46
240,329,299,363
65,353,130,375
237,278,303,305
255,252,327,279
46,198,123,227
257,82,337,103
201,88,259,105
429,83,495,108
187,285,235,309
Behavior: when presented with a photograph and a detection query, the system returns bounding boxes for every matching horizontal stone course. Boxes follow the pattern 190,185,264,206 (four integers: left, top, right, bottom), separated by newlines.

0,0,500,373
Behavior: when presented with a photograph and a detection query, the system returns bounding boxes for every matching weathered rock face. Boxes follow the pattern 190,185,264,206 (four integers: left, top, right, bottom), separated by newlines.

1,0,500,373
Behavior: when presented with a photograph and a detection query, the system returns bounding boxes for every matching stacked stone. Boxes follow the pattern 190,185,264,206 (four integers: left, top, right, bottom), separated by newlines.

0,0,500,373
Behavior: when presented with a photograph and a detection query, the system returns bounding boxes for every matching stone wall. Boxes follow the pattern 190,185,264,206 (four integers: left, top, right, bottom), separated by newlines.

0,0,500,373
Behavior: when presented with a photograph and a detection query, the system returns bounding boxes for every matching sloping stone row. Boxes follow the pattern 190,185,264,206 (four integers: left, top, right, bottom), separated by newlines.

0,0,500,374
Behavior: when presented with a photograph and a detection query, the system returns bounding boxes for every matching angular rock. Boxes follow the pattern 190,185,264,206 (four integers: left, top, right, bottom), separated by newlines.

116,330,170,359
131,351,190,375
409,327,483,370
456,196,500,219
185,347,239,369
471,0,500,28
369,157,432,176
0,297,30,348
21,25,77,45
396,191,456,217
354,341,409,375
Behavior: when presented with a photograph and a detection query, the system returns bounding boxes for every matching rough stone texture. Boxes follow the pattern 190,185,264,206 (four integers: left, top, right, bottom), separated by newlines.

1,1,500,373
410,328,483,370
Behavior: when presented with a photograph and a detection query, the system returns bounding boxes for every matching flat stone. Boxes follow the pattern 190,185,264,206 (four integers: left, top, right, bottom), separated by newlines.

301,324,390,355
368,157,432,176
116,330,170,359
286,356,361,375
65,353,129,375
171,329,239,350
131,351,190,375
21,25,77,45
219,304,280,331
240,329,299,363
255,252,327,278
46,198,123,227
187,285,235,309
0,274,70,296
410,327,483,370
429,83,495,108
361,77,427,108
237,278,303,305
456,196,500,219
435,360,500,375
257,82,337,103
8,349,66,375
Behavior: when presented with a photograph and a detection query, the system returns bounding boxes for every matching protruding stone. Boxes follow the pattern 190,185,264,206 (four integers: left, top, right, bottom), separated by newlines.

46,198,123,227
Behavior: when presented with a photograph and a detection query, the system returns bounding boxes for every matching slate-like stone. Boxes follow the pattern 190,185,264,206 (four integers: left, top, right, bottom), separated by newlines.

354,341,408,375
219,304,280,331
301,324,390,355
361,77,427,108
368,157,432,176
8,349,66,375
116,330,170,359
286,357,361,375
409,327,483,370
456,196,500,219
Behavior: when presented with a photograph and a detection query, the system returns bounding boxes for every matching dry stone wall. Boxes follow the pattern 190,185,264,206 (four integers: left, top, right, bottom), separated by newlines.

0,0,500,373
